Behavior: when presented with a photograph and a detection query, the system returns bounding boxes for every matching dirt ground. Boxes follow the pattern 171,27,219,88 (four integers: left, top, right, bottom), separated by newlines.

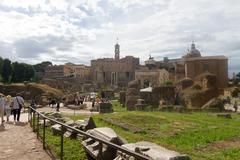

0,113,50,160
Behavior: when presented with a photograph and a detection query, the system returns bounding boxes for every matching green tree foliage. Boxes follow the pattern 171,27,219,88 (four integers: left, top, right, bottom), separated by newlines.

12,62,24,82
33,61,52,72
0,57,3,74
1,59,12,83
232,72,240,85
33,61,52,81
164,80,173,86
12,62,35,82
24,64,35,81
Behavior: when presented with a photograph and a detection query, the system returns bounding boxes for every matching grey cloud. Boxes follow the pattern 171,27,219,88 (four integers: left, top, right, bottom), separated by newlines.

14,35,75,58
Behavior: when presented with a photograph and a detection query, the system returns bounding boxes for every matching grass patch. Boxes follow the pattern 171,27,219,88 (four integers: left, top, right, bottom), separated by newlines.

35,101,240,160
38,126,87,160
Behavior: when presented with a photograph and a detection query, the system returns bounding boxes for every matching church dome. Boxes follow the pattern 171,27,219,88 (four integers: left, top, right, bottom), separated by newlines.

183,42,201,58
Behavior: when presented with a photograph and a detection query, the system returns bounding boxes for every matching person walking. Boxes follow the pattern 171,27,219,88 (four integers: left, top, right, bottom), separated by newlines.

4,95,12,122
56,101,60,112
12,93,24,124
234,101,238,112
0,93,5,127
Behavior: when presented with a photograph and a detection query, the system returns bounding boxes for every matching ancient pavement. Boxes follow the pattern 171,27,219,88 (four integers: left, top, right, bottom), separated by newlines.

37,101,99,115
0,113,50,160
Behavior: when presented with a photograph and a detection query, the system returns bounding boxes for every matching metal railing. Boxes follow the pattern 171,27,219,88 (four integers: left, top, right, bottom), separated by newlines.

28,106,150,160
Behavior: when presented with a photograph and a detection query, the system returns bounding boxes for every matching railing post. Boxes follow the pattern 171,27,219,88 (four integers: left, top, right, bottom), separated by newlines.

33,111,36,132
98,141,103,160
29,107,32,127
37,113,39,139
28,106,30,123
60,125,64,160
43,118,46,150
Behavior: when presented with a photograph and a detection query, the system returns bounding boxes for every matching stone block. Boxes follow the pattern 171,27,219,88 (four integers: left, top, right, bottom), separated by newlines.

127,80,140,89
82,127,125,160
115,141,191,160
75,117,96,131
51,124,62,135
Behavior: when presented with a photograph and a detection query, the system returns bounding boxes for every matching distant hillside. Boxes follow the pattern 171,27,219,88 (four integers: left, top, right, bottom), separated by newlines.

0,83,63,102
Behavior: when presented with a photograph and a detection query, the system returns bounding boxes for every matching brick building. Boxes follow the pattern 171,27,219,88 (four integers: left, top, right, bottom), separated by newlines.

142,42,228,89
44,63,91,82
91,42,139,88
182,42,228,88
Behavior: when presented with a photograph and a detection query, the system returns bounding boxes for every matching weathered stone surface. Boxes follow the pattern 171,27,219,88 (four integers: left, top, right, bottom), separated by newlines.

176,78,194,90
115,141,191,160
125,96,139,110
65,120,75,126
64,127,78,139
217,113,232,119
126,88,139,96
119,91,126,106
82,127,125,160
127,80,140,89
39,119,51,127
125,80,141,110
201,97,224,111
51,124,62,135
75,117,96,131
75,120,85,126
151,86,175,106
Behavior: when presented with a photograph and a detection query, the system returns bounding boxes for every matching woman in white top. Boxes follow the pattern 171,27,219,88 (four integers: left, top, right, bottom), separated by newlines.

5,95,12,122
0,93,5,126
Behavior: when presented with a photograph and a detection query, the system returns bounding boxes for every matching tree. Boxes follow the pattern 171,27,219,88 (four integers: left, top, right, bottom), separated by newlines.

1,59,12,83
33,61,52,72
0,57,3,74
12,63,35,82
11,62,25,83
232,72,240,85
0,57,3,81
24,64,35,81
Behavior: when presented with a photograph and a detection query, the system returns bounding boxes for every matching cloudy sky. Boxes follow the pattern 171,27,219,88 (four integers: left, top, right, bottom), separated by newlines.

0,0,239,75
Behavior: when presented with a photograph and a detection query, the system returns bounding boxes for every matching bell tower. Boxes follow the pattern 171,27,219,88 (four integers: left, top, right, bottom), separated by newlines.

115,38,120,60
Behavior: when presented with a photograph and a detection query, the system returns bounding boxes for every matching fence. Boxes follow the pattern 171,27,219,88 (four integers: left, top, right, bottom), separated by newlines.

28,106,150,160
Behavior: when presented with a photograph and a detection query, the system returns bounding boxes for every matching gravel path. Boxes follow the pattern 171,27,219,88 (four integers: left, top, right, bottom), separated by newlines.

0,113,50,160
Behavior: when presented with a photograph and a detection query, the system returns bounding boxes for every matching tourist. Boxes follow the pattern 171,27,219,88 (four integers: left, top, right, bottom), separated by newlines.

80,96,84,104
234,101,238,112
0,93,5,126
12,93,24,124
92,98,95,108
56,101,60,112
4,95,12,122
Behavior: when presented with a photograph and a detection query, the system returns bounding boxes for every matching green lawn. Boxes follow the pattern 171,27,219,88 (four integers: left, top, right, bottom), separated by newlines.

39,100,240,160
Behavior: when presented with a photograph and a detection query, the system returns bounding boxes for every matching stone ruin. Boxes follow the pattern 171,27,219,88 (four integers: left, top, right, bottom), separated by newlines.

125,80,140,110
41,113,191,160
150,86,175,106
40,112,96,138
82,127,190,160
115,141,190,160
179,72,221,109
119,91,126,107
90,102,114,113
82,127,126,160
124,80,176,110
